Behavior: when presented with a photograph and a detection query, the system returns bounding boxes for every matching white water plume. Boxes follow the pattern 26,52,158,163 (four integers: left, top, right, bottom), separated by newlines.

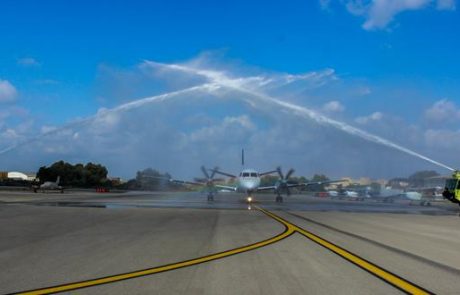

0,84,214,155
2,59,454,174
145,61,455,172
238,89,455,172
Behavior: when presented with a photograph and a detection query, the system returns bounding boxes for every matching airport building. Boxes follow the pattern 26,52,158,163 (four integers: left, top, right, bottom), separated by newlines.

338,177,388,187
6,172,37,182
387,178,410,189
423,175,450,188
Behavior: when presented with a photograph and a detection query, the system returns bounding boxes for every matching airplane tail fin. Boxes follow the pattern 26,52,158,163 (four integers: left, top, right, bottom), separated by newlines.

241,149,245,167
56,176,61,185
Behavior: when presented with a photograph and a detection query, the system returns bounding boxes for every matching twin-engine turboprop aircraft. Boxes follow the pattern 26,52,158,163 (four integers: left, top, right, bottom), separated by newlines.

167,150,343,203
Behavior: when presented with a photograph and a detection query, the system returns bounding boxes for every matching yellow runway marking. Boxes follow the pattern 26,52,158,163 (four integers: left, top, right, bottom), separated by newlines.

14,212,295,295
257,207,433,295
13,207,432,295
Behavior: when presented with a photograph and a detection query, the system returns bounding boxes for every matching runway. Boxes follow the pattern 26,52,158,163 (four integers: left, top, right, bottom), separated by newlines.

1,191,460,294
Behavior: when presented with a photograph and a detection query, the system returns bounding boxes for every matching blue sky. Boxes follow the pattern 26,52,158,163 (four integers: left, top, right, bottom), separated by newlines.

1,0,459,178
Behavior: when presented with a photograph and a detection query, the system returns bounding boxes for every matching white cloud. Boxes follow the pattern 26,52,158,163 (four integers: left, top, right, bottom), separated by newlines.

1,54,456,179
0,119,34,155
424,129,460,149
189,115,256,143
91,108,121,133
345,0,455,30
424,99,460,123
355,111,383,124
0,107,29,131
1,128,19,140
17,57,41,67
0,80,17,103
322,100,345,112
40,125,58,134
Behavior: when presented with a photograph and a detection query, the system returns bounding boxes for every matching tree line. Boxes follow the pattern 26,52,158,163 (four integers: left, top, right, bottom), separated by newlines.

35,162,178,190
37,161,109,187
30,160,441,191
34,162,333,191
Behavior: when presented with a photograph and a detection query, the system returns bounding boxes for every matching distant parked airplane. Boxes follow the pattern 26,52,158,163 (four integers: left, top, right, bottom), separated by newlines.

33,176,63,193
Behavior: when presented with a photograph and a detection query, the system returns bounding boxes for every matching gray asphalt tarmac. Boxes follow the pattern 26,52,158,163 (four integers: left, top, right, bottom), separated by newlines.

1,191,459,294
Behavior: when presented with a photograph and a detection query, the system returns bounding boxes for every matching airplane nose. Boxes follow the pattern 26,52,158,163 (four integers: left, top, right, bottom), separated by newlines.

247,183,257,189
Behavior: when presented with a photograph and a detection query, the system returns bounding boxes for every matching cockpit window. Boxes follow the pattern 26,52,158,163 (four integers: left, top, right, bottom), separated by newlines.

446,179,457,190
250,173,258,177
242,172,250,177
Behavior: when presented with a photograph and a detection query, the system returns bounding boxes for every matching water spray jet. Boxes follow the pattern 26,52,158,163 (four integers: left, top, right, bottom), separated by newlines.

0,84,213,156
1,61,454,175
149,61,454,172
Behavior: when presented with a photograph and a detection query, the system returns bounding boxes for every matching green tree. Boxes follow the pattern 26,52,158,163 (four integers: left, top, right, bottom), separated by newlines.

260,175,279,187
306,174,330,191
36,161,109,187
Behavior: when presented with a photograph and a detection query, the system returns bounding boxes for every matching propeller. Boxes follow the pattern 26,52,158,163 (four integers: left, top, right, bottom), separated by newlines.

201,166,210,179
276,166,296,196
195,166,224,186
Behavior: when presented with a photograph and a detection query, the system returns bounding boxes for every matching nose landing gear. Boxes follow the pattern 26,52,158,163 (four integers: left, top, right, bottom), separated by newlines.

275,195,284,203
207,193,214,201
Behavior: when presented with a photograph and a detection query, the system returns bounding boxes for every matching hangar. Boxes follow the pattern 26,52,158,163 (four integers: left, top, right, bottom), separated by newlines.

7,171,37,181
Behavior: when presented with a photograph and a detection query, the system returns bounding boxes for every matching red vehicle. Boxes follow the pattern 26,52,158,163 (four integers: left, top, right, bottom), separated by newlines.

316,192,328,198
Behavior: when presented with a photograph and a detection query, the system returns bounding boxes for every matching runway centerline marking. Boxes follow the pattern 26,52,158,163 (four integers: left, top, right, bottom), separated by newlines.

12,207,432,295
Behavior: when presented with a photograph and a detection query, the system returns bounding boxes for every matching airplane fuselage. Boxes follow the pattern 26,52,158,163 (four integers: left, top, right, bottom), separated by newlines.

235,169,261,195
34,176,63,193
40,182,59,189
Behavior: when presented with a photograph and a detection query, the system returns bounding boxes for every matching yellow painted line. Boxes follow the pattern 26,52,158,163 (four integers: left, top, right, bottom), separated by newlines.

14,212,295,295
13,207,433,295
256,207,433,295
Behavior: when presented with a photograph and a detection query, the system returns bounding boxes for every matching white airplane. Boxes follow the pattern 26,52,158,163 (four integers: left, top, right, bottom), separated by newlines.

168,150,343,203
329,189,366,201
33,176,64,193
343,190,359,199
376,187,430,205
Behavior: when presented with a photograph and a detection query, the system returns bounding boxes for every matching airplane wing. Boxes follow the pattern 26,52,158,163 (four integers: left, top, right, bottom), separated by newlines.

214,184,238,191
209,168,238,178
152,176,237,191
256,185,278,191
169,179,205,186
293,179,346,188
172,178,237,192
259,169,278,176
142,175,204,186
257,180,345,192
